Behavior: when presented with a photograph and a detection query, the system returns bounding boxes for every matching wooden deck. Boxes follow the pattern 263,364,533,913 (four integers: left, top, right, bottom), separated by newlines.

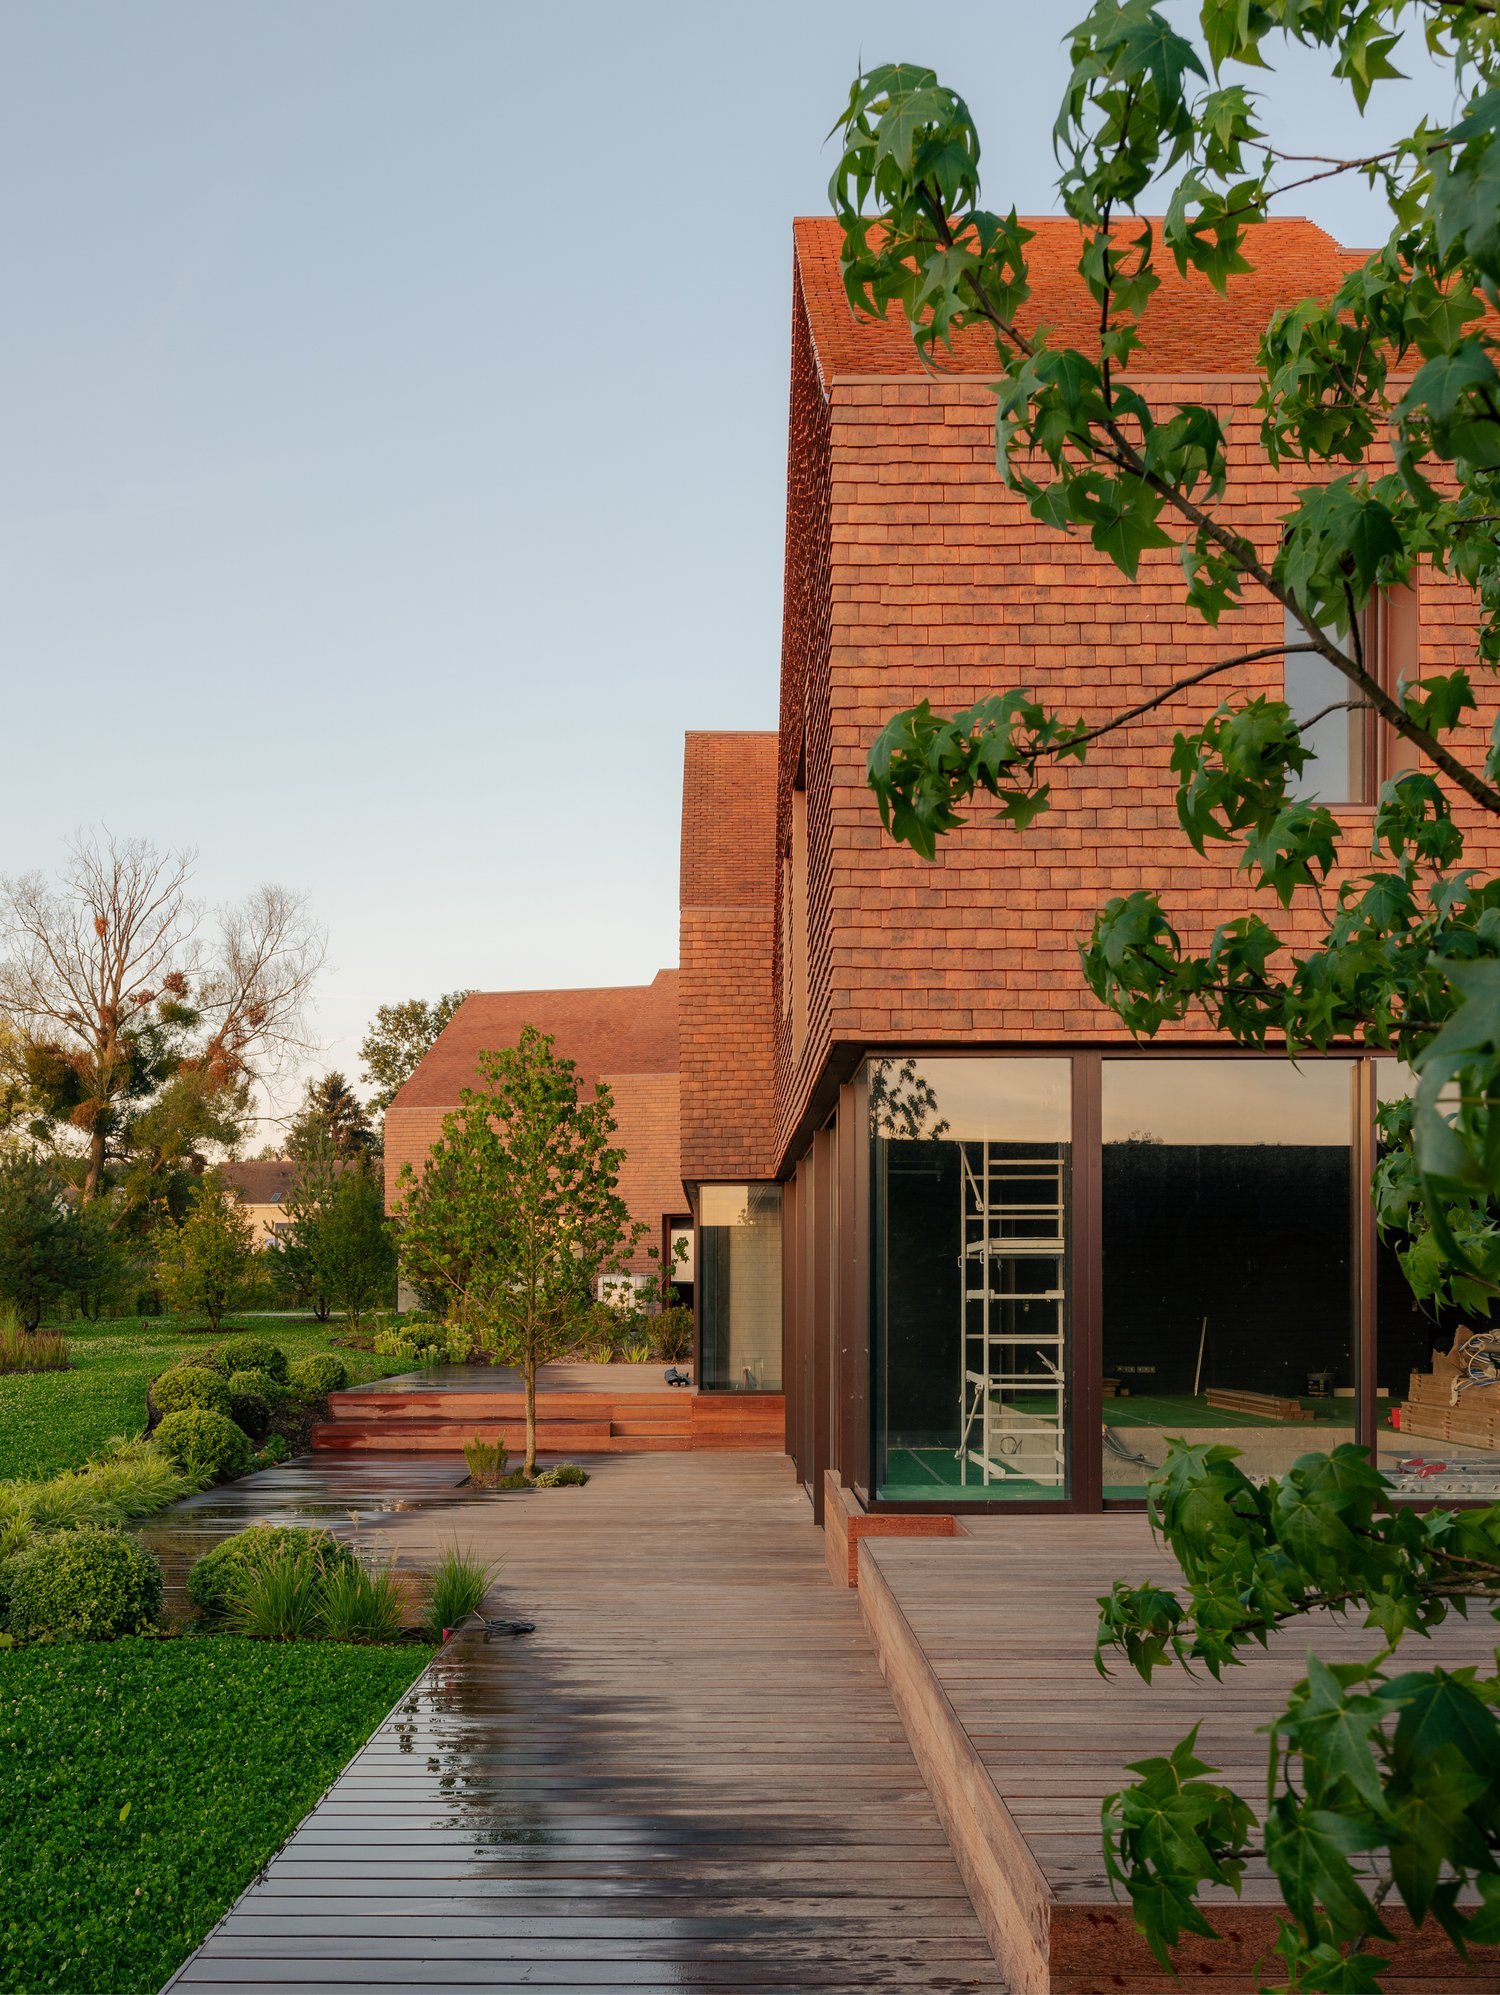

314,1365,785,1456
167,1453,1006,1992
860,1517,1500,1995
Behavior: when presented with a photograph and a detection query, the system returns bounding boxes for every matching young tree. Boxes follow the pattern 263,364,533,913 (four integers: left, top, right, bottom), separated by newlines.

358,991,472,1116
0,1152,84,1330
0,834,324,1212
286,1158,395,1326
396,1026,636,1475
286,1071,377,1162
155,1174,257,1332
274,1136,339,1320
826,9,1500,1983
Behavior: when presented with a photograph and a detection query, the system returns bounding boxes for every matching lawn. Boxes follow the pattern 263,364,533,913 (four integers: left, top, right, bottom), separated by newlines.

0,1316,408,1481
0,1634,433,1994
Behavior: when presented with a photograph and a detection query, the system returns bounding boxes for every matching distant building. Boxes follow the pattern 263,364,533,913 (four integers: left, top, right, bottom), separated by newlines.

218,1159,315,1247
384,970,687,1299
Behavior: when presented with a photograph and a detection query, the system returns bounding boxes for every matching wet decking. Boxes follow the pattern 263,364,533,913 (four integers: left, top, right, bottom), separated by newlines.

165,1453,1006,1993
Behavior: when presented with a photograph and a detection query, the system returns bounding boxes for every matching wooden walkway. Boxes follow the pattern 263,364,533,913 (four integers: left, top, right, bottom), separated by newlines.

862,1517,1500,1994
167,1454,1006,1993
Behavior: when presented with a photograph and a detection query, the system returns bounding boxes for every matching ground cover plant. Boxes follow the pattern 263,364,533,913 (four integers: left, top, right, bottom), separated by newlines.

0,1314,406,1481
0,1635,431,1994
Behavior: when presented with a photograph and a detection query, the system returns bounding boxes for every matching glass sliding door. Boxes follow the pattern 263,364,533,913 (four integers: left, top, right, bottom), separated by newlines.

698,1185,783,1390
1100,1058,1356,1498
869,1056,1072,1503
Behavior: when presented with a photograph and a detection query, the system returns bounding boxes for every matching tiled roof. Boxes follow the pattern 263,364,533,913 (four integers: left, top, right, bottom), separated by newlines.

793,214,1358,379
391,969,679,1111
218,1159,344,1205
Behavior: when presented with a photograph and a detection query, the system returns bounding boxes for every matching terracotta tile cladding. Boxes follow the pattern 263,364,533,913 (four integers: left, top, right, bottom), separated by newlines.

679,734,779,1185
390,971,678,1110
384,972,683,1264
771,217,1500,1166
793,214,1356,380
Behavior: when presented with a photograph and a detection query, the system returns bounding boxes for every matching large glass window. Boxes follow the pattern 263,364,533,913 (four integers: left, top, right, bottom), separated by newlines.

1101,1058,1355,1498
698,1185,782,1391
870,1056,1072,1503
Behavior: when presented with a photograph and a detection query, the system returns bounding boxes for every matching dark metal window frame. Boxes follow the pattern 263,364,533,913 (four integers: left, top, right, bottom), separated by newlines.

857,1046,1386,1517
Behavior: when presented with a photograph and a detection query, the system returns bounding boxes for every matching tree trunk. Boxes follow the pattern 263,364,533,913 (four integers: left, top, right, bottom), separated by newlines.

524,1358,538,1480
83,1128,106,1202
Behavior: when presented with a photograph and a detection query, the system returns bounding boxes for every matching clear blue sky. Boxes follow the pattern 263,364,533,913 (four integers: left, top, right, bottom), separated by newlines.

0,4,1456,1127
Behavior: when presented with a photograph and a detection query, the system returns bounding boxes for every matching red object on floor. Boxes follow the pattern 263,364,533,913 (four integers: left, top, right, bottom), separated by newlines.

1391,1406,1402,1429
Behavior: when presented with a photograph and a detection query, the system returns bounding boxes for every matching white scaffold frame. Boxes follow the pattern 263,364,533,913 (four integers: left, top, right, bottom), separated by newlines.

956,1142,1067,1489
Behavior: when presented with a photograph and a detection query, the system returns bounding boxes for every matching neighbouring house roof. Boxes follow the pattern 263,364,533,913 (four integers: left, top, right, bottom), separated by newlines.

217,1159,333,1208
390,968,680,1111
792,214,1363,380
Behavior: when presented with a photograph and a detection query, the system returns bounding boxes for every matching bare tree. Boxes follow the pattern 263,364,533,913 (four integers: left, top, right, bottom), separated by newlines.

0,831,325,1202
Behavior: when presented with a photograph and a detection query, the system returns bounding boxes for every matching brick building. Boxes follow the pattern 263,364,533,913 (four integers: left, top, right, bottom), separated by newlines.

677,214,1499,1518
385,972,688,1287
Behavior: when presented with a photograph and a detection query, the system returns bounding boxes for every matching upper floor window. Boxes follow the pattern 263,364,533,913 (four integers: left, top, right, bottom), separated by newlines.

1284,588,1418,804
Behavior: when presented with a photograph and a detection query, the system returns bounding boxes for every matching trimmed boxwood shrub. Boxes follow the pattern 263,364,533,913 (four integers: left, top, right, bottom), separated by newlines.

187,1525,358,1622
150,1364,232,1421
227,1365,280,1403
226,1385,270,1442
219,1336,289,1384
177,1349,231,1377
7,1525,162,1641
154,1408,253,1483
289,1353,348,1398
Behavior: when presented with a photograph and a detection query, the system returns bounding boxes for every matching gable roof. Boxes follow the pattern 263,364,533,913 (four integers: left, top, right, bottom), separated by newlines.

793,214,1361,379
218,1159,349,1206
391,968,679,1111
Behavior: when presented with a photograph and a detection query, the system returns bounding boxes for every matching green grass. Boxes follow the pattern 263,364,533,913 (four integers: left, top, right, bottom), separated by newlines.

0,1634,434,1994
0,1317,408,1482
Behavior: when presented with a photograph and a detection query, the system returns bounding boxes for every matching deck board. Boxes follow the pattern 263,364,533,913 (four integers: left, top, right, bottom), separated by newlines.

863,1517,1500,1989
166,1454,1007,1993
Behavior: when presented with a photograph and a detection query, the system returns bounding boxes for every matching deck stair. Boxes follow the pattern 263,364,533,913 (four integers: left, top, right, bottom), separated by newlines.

312,1377,783,1455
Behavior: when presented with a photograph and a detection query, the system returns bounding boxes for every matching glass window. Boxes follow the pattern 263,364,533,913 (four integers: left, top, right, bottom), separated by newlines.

869,1056,1072,1503
698,1185,782,1390
1286,603,1369,802
1101,1058,1355,1498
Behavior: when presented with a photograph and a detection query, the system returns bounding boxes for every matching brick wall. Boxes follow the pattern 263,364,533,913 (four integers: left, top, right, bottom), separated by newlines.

679,732,779,1184
772,221,1500,1162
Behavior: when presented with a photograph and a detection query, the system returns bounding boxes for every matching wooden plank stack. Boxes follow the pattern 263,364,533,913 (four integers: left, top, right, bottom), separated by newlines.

1204,1386,1314,1422
1402,1329,1500,1449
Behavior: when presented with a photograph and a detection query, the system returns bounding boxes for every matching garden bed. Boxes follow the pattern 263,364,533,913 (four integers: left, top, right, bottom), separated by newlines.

0,1317,409,1481
0,1634,433,1994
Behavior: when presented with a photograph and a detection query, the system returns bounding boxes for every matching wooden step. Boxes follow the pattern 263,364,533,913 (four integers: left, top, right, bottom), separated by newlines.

311,1419,612,1454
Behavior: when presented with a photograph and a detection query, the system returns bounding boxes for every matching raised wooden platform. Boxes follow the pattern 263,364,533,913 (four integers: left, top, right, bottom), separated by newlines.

858,1517,1500,1994
312,1367,785,1455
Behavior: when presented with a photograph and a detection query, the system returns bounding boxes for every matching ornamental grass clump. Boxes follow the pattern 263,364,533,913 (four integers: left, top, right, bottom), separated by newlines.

316,1561,405,1643
0,1308,68,1375
7,1524,162,1642
227,1543,324,1642
0,1439,205,1534
463,1434,508,1483
187,1524,357,1622
420,1541,498,1640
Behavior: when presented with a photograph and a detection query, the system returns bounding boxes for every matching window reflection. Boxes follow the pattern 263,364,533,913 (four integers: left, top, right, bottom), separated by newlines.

698,1185,782,1391
869,1057,1072,1503
1101,1058,1355,1497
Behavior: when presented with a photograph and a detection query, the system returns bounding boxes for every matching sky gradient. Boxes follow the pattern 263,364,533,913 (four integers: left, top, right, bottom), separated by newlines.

0,4,1458,1135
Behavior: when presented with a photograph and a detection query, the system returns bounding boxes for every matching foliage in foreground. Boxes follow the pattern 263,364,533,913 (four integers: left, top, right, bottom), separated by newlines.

1098,1441,1500,1988
187,1524,357,1623
0,1635,430,1994
420,1540,498,1640
6,1524,162,1643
